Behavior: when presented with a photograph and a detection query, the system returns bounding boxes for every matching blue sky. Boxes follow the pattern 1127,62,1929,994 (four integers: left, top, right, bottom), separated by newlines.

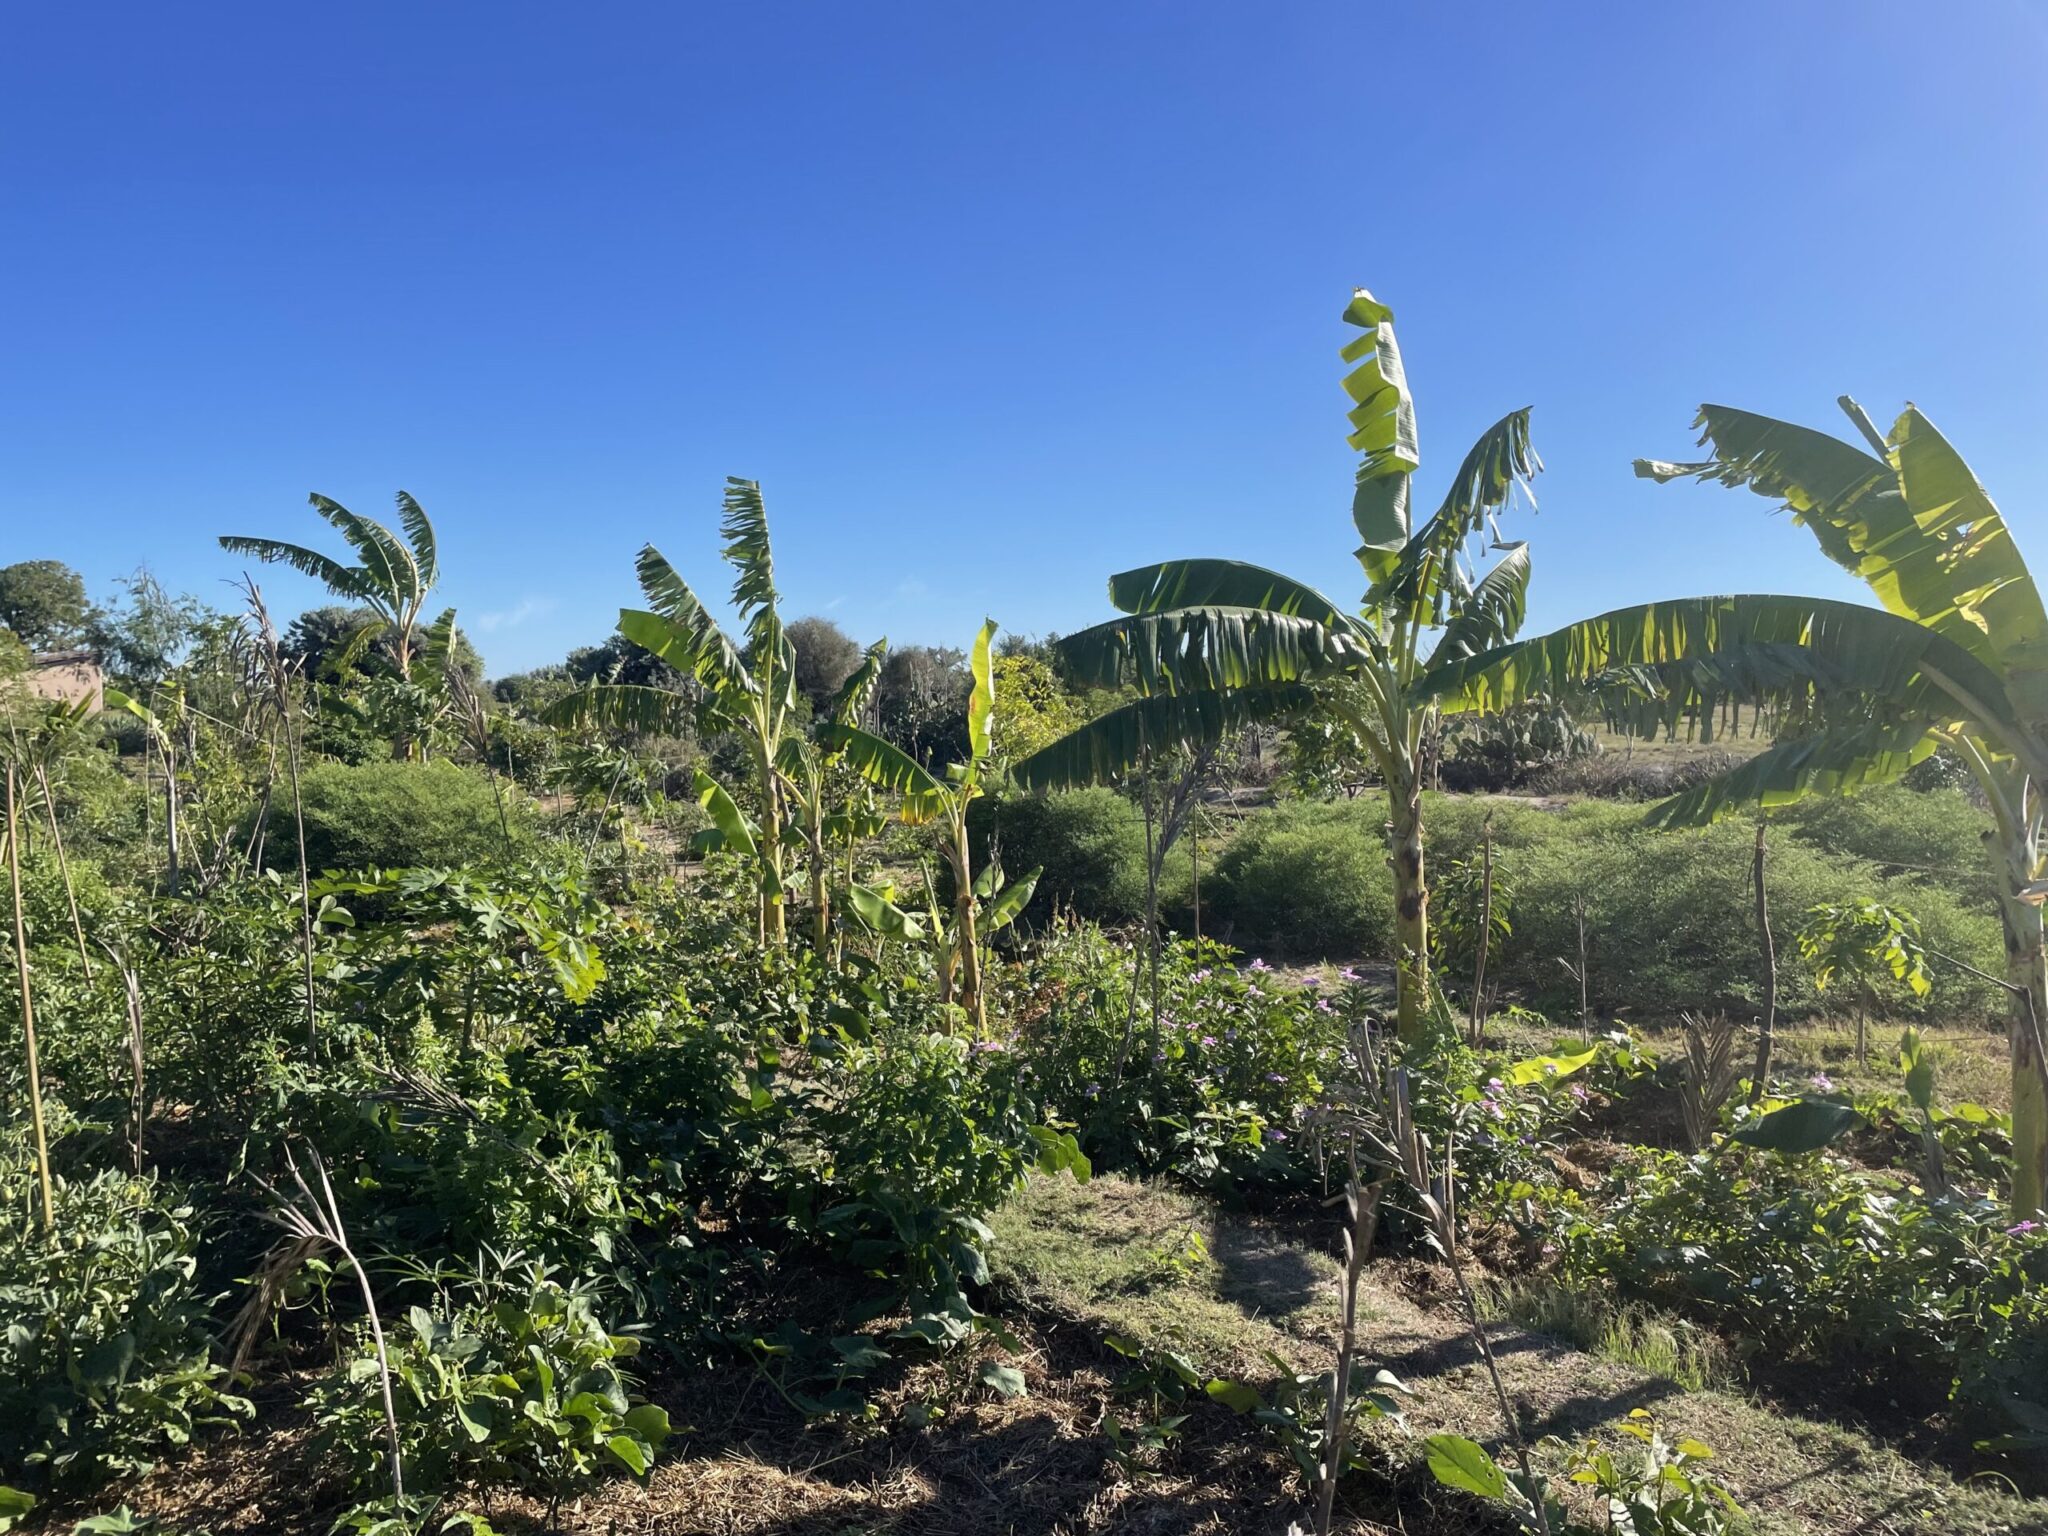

4,3,2045,675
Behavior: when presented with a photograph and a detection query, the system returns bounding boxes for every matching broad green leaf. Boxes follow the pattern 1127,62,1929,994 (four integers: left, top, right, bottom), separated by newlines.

826,637,889,728
1505,1044,1599,1087
539,682,698,736
1430,542,1532,664
1108,560,1353,629
968,618,997,762
844,881,925,939
1424,1434,1507,1499
604,1433,650,1476
0,1485,35,1533
1009,686,1314,793
1341,287,1417,585
1420,594,2020,751
393,489,439,588
816,724,948,823
1058,608,1361,697
983,866,1042,932
975,1361,1027,1399
1730,1097,1864,1154
692,769,759,860
618,604,751,697
216,533,377,607
1205,1378,1264,1413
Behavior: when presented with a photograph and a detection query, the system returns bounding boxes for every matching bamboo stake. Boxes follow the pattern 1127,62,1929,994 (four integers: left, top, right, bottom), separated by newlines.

5,762,55,1232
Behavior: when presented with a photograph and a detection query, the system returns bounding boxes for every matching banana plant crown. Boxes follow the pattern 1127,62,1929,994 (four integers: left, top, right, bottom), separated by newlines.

1417,397,2048,826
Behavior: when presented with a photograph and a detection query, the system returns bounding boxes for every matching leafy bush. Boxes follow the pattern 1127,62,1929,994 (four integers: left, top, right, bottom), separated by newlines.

1206,801,1396,956
311,1254,669,1503
1422,794,2005,1023
976,789,1190,929
0,1159,249,1490
1007,925,1345,1191
269,759,517,874
1557,1144,2048,1428
1779,783,1995,906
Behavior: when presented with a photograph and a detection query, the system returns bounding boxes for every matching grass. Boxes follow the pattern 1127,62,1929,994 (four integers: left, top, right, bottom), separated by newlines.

1478,1279,1734,1393
1770,1015,2011,1111
992,1171,2048,1536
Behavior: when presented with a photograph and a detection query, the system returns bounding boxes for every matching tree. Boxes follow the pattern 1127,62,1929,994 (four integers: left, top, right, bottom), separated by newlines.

544,478,803,945
876,645,971,767
0,560,93,650
1026,288,1541,1038
1420,398,2048,1219
91,568,209,685
1797,900,1930,1065
822,620,1037,1036
220,493,442,683
785,616,865,715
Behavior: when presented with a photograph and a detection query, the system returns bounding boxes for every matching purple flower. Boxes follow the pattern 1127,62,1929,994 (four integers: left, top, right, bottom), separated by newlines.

1200,1035,1217,1047
1486,1077,1505,1092
1569,1084,1590,1104
970,1040,1006,1054
1266,1072,1287,1084
1192,968,1212,982
1810,1073,1835,1093
2009,1220,2042,1236
1248,958,1271,973
1267,1129,1288,1143
1316,998,1334,1014
1301,975,1321,988
1339,966,1364,982
1084,1081,1101,1097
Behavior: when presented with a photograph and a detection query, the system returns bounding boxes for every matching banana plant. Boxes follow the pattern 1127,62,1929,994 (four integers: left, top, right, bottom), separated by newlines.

1032,289,1540,1037
778,638,889,950
544,479,801,945
220,493,441,683
1418,398,2048,1219
820,620,1039,1035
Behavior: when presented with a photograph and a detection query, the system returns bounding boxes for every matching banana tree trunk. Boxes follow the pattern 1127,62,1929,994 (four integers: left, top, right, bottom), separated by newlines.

1995,863,2048,1221
951,817,986,1038
759,751,787,947
1389,769,1430,1040
805,802,830,952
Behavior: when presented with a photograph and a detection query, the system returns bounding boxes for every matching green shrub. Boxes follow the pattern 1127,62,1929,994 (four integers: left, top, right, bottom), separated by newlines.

0,1158,249,1490
1006,926,1347,1192
976,789,1190,929
1206,801,1395,957
310,1254,669,1502
1780,783,1995,905
271,759,517,874
1558,1144,2048,1424
1422,795,2005,1024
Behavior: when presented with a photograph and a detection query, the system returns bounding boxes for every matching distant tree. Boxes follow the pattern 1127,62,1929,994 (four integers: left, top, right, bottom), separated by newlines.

877,644,970,767
0,560,93,650
91,568,210,685
784,616,864,714
564,634,680,690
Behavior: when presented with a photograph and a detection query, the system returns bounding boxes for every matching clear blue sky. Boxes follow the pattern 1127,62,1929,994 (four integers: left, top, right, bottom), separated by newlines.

5,3,2045,676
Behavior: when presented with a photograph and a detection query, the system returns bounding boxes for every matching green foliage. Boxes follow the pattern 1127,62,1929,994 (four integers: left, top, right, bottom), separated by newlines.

1206,801,1397,956
0,1159,250,1490
273,759,518,874
1006,927,1345,1191
1797,900,1931,1002
311,1254,668,1502
1557,1145,2048,1430
0,560,94,649
1426,1412,1741,1535
976,789,1189,928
